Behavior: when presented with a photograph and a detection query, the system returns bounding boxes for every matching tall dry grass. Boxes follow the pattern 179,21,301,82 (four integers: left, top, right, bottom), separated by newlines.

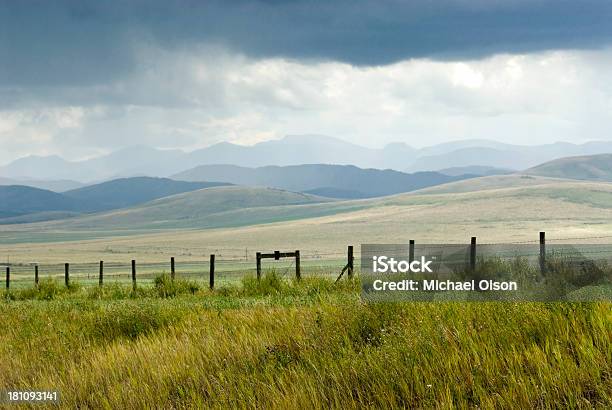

0,274,610,408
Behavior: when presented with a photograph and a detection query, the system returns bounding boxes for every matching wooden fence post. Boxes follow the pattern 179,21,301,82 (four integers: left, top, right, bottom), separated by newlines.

295,250,301,280
470,237,477,272
209,254,215,290
99,261,104,286
65,263,70,287
256,252,262,280
347,246,354,279
34,264,39,287
409,240,415,264
5,267,9,290
539,231,546,274
171,257,175,280
131,259,136,290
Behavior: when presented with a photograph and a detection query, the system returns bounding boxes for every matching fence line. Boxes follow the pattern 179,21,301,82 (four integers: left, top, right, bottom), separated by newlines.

3,231,612,289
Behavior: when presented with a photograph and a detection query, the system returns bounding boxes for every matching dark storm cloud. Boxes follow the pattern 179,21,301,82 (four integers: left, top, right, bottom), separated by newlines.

1,0,612,87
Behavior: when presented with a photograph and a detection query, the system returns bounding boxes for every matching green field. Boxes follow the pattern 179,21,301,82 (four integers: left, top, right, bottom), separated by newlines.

1,275,610,408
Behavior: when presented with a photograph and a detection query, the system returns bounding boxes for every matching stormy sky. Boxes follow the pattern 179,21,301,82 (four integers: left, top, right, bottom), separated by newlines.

2,0,612,163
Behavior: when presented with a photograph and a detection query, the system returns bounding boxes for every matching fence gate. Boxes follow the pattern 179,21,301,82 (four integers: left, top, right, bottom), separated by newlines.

256,250,301,280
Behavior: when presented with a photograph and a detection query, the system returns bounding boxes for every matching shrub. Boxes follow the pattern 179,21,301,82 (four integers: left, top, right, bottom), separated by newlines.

545,252,611,287
153,273,200,298
7,278,65,301
241,270,286,296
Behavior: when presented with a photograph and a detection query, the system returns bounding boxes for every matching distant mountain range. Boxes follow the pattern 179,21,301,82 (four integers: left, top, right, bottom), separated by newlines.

0,177,231,224
4,151,612,228
4,135,612,182
172,164,471,199
526,154,612,182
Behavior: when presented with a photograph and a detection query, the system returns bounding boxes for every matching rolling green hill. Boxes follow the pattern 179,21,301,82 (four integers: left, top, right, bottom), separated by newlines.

0,177,233,224
437,165,514,177
0,185,86,219
64,177,231,212
5,175,612,249
411,174,562,195
35,186,344,230
526,153,612,181
302,187,368,199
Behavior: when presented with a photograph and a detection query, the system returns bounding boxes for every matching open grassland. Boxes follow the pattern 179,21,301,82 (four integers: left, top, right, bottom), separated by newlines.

4,176,612,265
2,175,610,408
0,275,610,408
525,153,612,182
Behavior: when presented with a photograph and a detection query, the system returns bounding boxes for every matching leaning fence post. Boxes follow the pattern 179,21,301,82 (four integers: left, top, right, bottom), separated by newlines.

409,240,415,264
209,254,215,290
347,246,354,279
256,252,262,280
5,267,9,290
65,263,70,287
131,259,136,290
99,261,104,286
539,231,546,274
171,257,175,280
470,237,477,272
34,264,39,287
295,250,301,280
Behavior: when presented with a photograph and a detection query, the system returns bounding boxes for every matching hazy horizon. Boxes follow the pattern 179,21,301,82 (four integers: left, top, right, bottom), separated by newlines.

5,134,612,166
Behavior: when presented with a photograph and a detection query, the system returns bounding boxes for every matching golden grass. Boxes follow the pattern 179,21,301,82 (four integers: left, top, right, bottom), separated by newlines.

0,279,610,408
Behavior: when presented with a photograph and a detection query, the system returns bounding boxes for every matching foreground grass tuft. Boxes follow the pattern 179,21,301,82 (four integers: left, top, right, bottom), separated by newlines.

153,273,201,298
4,278,81,301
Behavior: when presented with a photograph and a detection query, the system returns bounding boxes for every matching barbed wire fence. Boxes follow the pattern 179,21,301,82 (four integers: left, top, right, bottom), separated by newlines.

3,231,612,289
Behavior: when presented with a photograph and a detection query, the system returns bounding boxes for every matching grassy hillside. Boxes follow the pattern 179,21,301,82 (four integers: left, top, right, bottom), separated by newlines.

0,185,85,219
5,176,612,263
0,177,232,224
302,187,368,199
0,211,82,224
412,174,561,194
64,177,230,212
437,165,514,176
527,153,612,181
32,186,340,231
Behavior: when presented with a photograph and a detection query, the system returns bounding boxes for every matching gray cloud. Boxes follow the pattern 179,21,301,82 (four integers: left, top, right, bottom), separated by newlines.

3,48,612,164
2,1,612,164
2,0,612,88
